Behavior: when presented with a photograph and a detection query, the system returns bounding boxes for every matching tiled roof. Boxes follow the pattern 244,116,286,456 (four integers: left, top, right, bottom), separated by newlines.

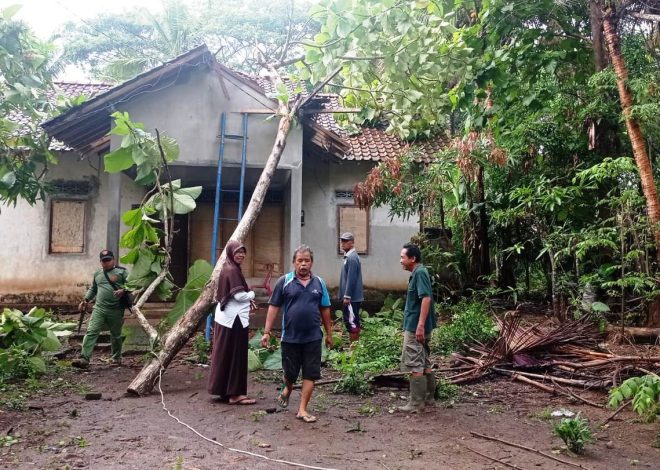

303,93,447,162
344,127,447,163
8,82,112,150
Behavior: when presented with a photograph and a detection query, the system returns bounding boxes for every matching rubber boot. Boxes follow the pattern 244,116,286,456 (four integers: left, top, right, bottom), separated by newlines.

425,373,437,406
398,376,426,413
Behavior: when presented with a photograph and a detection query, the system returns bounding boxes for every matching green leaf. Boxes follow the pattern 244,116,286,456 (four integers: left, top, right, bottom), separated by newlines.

171,192,198,214
2,4,22,20
162,260,213,328
590,301,610,313
262,348,282,370
247,349,262,371
26,356,46,374
0,171,16,190
104,147,134,173
122,208,143,227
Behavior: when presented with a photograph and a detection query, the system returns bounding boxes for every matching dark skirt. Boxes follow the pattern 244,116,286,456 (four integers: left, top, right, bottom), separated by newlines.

207,316,249,397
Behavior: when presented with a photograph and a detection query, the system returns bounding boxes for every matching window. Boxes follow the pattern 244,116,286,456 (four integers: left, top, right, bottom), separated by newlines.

50,199,86,253
337,205,369,254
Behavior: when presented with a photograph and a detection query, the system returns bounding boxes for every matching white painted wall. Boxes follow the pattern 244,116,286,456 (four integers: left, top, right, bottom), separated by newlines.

0,152,144,305
300,155,419,291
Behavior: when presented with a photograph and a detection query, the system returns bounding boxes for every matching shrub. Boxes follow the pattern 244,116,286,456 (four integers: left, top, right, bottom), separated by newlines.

330,316,403,394
608,375,659,423
0,307,75,381
192,334,210,364
430,300,496,355
435,378,460,405
552,414,593,454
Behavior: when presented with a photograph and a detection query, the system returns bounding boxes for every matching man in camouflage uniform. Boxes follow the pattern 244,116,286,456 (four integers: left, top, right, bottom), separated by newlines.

72,249,129,368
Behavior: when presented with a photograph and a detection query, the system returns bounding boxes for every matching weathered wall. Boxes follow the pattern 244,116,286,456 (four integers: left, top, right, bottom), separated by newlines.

300,155,419,292
0,153,144,306
115,66,303,170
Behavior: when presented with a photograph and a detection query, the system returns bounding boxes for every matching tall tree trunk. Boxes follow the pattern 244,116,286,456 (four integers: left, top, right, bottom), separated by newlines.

476,165,491,278
127,95,301,396
601,6,660,252
601,4,660,326
589,0,608,72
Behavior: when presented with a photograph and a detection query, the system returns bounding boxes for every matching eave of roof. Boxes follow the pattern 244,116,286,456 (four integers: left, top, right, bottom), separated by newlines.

41,44,215,153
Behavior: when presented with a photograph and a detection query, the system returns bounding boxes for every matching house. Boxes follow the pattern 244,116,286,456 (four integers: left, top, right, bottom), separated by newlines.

0,45,445,309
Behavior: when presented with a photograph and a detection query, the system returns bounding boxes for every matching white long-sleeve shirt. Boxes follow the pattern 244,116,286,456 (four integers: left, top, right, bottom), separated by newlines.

214,290,255,328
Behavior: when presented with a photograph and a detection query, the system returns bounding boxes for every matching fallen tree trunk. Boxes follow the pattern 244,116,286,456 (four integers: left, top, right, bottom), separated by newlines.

606,325,660,343
127,93,300,396
128,269,170,343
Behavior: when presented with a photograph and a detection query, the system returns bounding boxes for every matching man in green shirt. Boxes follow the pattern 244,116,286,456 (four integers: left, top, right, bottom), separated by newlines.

72,249,130,369
399,243,437,412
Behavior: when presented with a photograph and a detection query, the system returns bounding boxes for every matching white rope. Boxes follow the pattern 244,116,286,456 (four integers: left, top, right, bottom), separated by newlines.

156,367,338,470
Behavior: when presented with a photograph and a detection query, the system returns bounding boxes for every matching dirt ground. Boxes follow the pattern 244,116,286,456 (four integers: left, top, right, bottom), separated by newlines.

1,345,658,470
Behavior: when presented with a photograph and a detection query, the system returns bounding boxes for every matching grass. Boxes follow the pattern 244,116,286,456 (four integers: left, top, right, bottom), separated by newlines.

531,407,553,421
0,361,90,411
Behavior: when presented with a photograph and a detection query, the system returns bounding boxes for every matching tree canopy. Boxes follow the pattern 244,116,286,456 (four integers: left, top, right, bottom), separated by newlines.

54,0,318,81
0,5,61,206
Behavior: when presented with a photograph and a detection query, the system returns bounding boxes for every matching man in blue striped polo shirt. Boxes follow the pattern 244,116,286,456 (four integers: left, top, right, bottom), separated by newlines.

261,245,333,423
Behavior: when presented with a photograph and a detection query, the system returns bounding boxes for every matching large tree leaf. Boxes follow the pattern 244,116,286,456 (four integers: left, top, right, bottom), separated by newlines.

247,349,262,371
262,347,282,370
162,260,213,329
104,146,134,173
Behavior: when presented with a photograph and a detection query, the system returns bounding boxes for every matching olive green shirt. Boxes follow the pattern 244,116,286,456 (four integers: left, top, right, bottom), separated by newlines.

403,264,437,334
84,266,129,311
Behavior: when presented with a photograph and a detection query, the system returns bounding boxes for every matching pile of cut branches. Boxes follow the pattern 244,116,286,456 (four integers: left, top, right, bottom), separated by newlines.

446,314,660,397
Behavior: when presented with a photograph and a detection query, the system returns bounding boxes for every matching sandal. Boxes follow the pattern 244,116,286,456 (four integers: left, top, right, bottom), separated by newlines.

277,383,290,408
296,413,317,423
229,396,256,405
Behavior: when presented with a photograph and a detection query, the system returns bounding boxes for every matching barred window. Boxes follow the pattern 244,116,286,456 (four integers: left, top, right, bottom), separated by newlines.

334,190,354,199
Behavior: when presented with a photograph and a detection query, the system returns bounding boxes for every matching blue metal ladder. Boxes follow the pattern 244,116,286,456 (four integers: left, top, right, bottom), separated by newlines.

205,112,249,340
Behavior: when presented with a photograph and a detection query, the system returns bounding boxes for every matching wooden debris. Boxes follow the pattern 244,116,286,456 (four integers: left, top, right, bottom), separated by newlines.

444,315,659,395
463,444,526,469
470,431,592,470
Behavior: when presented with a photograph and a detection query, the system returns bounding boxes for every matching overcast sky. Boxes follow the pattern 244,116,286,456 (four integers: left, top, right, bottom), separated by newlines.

9,0,166,37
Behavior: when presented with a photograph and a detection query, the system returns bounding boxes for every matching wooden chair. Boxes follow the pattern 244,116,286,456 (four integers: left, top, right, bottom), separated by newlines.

251,263,274,297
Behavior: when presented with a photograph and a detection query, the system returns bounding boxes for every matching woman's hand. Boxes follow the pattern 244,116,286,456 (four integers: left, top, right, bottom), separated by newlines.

250,300,258,311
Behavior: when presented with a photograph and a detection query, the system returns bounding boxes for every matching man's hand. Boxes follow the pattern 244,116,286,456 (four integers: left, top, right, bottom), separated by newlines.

342,297,351,306
249,300,258,311
113,288,125,298
78,300,88,311
325,334,334,350
415,324,425,343
260,333,271,348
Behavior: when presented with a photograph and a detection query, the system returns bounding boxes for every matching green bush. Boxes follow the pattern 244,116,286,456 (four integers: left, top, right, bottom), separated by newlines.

0,307,75,381
329,315,403,394
608,375,659,423
552,414,593,454
192,334,210,364
430,300,496,355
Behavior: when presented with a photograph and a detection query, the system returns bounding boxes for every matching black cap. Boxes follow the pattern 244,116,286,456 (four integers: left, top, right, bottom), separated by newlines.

99,249,114,261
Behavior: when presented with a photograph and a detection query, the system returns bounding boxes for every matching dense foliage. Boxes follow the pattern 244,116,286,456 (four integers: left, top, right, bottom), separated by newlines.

0,6,61,206
0,308,75,381
55,0,318,80
609,374,660,423
329,300,403,394
104,112,202,298
308,0,660,325
430,300,497,355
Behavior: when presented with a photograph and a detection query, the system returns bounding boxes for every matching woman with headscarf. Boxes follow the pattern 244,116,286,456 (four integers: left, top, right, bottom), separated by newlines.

207,240,257,405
